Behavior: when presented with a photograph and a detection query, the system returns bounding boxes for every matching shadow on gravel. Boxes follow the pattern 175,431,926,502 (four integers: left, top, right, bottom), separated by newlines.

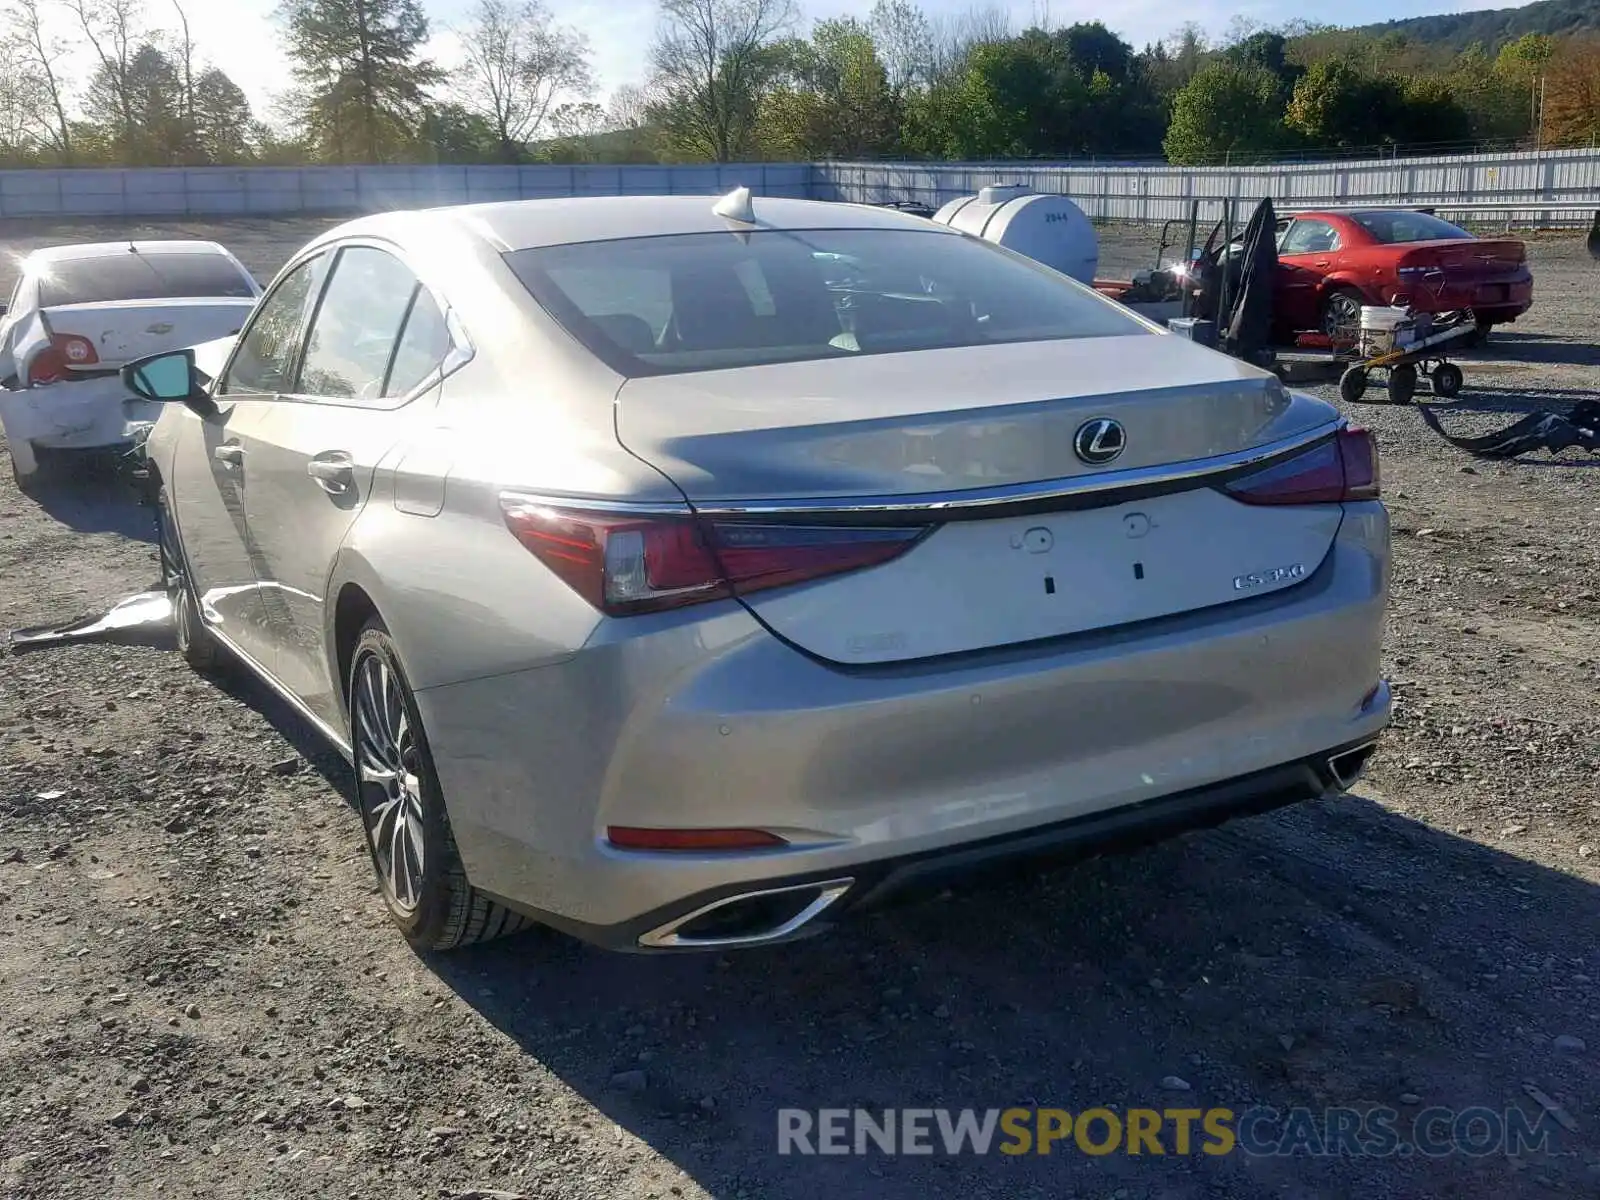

15,453,157,541
1419,388,1600,417
208,662,355,797
417,794,1599,1200
1486,336,1600,369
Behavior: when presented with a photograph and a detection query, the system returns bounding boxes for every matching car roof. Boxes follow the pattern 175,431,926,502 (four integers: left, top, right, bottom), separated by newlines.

315,195,954,254
27,240,233,265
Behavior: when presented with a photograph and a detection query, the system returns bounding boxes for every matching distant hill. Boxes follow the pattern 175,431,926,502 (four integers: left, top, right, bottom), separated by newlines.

1355,0,1600,55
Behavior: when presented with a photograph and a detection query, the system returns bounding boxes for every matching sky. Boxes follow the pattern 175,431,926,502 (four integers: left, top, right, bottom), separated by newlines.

46,0,1537,122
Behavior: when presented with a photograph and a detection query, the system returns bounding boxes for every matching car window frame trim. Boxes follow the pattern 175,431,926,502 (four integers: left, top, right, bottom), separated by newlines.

213,235,474,411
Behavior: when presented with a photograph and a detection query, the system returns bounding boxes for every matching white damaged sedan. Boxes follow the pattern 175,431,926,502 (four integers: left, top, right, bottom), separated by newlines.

0,240,260,490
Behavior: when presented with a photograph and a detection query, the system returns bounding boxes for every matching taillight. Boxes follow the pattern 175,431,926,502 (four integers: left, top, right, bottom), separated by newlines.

500,499,928,616
27,334,98,385
1225,428,1380,506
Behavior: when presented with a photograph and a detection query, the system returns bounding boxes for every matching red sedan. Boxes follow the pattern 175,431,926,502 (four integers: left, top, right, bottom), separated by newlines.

1272,208,1532,339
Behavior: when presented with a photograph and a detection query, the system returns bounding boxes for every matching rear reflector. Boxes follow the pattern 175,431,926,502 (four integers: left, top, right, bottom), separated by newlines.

607,827,788,851
1224,428,1380,506
501,499,929,616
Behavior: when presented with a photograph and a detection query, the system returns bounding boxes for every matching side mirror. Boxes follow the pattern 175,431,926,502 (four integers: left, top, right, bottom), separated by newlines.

0,303,9,318
122,349,217,417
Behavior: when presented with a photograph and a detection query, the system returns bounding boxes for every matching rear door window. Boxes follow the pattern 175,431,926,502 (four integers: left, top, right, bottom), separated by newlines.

1280,220,1341,255
295,246,420,405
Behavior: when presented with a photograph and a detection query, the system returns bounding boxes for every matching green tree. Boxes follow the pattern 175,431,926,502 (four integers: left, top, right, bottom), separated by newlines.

1497,31,1555,140
650,0,796,161
416,101,500,161
760,18,899,158
278,0,443,163
1396,75,1471,147
1062,21,1132,82
71,0,147,159
193,68,255,162
867,0,931,94
1162,62,1283,164
7,0,74,162
1448,42,1529,142
1287,55,1471,152
900,58,1013,158
454,0,592,163
1285,57,1402,149
1225,30,1302,98
84,43,187,164
1496,31,1555,84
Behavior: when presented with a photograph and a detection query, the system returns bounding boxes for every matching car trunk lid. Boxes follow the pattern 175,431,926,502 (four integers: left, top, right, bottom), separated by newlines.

14,298,256,385
1401,237,1526,276
614,334,1349,664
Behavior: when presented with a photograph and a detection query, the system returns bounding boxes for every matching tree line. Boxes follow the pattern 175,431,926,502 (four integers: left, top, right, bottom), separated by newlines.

0,0,1597,169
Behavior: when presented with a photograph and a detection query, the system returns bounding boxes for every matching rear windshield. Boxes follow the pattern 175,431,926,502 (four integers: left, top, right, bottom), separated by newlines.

505,228,1145,377
1350,211,1472,245
37,251,257,307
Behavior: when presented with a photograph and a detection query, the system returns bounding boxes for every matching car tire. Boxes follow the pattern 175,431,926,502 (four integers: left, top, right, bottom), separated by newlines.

1430,362,1464,398
1459,313,1494,349
156,489,220,671
348,620,530,951
1321,287,1365,340
1387,364,1418,405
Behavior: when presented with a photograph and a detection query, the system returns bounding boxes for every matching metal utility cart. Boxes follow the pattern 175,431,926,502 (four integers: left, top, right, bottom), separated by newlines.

1337,308,1476,405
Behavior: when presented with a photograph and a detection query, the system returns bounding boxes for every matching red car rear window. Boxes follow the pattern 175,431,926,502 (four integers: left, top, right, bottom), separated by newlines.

1351,212,1472,244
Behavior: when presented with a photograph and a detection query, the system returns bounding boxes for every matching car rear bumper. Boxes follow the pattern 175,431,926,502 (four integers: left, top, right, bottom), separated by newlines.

485,733,1382,951
417,502,1390,947
1393,275,1532,318
0,377,157,451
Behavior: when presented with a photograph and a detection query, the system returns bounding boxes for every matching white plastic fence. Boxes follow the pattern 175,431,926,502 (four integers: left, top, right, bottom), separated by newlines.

0,149,1595,222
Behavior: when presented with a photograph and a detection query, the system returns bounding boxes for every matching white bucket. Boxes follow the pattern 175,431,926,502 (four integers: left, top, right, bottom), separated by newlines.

1359,306,1409,333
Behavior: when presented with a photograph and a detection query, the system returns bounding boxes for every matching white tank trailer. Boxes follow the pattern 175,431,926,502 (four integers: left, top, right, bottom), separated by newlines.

931,183,1100,284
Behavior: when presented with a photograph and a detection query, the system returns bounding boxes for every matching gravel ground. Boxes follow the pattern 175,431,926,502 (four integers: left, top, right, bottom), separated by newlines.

0,217,1597,1200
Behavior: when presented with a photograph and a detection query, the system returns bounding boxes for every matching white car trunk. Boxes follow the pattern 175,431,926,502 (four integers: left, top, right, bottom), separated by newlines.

617,334,1345,664
14,297,256,378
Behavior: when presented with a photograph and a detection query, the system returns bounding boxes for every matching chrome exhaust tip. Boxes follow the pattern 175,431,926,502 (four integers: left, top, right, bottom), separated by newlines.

638,879,853,950
1327,742,1378,791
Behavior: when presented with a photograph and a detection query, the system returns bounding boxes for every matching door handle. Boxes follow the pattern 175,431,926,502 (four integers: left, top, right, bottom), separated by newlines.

307,452,355,496
213,443,244,466
1314,260,1333,268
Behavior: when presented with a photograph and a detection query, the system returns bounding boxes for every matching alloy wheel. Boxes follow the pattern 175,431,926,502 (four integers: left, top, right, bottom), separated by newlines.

353,653,426,912
1323,291,1361,338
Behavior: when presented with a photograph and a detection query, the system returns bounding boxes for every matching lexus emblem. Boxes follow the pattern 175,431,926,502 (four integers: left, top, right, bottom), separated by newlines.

1074,417,1126,465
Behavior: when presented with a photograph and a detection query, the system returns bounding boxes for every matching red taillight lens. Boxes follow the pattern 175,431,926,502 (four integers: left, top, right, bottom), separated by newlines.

606,827,788,851
501,500,928,616
1225,428,1380,506
26,334,98,385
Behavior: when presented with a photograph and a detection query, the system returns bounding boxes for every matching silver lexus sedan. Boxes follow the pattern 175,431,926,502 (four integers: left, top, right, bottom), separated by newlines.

125,192,1390,953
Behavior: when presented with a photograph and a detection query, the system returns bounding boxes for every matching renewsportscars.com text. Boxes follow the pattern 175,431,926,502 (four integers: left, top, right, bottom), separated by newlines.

777,1105,1555,1158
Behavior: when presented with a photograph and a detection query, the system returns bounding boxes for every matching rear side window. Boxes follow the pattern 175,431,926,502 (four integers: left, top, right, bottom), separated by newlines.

1351,211,1472,244
506,227,1146,377
1280,220,1341,255
384,290,451,397
222,254,328,396
296,247,419,404
37,251,256,307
